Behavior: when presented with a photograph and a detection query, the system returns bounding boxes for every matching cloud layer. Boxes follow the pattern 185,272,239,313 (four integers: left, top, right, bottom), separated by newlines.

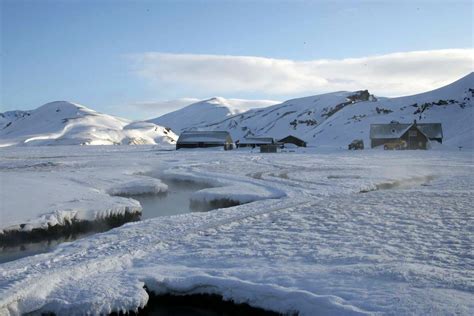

130,49,473,97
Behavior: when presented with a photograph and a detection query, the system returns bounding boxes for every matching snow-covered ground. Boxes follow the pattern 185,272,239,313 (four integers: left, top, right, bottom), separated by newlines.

0,146,472,315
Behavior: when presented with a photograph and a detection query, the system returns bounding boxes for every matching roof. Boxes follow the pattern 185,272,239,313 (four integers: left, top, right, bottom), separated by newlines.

278,135,306,143
416,123,443,139
370,123,443,140
239,137,274,144
177,131,232,144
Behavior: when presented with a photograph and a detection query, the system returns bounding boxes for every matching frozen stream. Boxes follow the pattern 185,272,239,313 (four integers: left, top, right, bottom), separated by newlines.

0,180,214,264
137,180,213,219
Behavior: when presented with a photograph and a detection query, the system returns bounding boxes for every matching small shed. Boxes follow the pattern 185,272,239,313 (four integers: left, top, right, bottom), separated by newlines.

237,137,274,148
278,135,307,147
260,144,279,153
370,122,443,150
176,131,234,150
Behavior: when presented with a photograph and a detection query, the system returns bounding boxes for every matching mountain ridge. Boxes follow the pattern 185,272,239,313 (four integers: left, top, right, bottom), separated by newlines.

171,72,473,148
1,73,472,148
0,101,177,147
148,97,279,133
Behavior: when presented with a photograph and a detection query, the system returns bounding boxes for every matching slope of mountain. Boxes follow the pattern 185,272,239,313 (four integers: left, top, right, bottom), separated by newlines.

0,110,30,129
188,73,473,149
0,101,177,147
148,97,279,133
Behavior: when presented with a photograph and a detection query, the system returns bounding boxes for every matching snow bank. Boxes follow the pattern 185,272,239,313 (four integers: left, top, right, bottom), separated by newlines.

107,178,168,196
144,274,369,315
1,196,141,234
190,184,284,205
161,169,287,205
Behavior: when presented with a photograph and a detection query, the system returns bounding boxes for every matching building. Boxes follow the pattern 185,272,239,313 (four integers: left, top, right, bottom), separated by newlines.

278,135,307,147
260,144,279,153
176,131,234,150
236,137,274,148
370,122,443,150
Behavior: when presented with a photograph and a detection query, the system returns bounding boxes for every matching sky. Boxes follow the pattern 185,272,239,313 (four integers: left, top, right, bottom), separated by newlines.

1,0,473,120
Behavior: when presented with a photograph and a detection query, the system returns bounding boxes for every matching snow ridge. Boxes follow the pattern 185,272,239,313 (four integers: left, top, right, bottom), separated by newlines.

0,101,177,147
148,97,279,133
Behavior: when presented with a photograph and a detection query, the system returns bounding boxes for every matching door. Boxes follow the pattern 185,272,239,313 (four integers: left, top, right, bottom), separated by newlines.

408,130,418,149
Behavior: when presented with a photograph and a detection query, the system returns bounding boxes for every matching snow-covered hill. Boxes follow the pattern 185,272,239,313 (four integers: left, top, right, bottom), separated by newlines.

148,97,279,133
184,73,473,149
2,73,472,149
0,101,177,147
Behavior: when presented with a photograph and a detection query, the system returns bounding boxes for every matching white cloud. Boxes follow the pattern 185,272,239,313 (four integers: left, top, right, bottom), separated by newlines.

130,49,473,97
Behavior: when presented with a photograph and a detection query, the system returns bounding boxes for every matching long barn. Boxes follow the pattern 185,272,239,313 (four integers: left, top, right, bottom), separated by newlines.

236,137,274,148
176,131,234,150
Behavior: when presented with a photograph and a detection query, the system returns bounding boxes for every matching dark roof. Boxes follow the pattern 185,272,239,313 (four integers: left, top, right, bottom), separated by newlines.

177,131,232,144
239,137,274,144
417,124,443,139
278,135,306,143
370,123,443,139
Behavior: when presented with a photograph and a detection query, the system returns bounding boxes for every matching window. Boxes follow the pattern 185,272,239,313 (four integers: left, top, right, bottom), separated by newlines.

409,131,417,137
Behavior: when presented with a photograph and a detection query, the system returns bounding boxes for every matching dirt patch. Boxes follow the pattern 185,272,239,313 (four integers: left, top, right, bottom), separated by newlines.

360,175,436,193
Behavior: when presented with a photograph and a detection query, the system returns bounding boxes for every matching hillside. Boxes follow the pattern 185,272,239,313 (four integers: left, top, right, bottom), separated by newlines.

149,97,279,133
0,101,177,147
185,73,473,149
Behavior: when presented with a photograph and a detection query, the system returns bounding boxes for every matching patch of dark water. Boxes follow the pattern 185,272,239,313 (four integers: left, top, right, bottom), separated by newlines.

0,211,140,264
113,291,287,316
0,233,94,264
136,180,211,219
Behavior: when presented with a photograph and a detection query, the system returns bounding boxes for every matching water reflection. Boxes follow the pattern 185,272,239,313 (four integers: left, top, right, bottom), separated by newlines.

0,180,213,264
137,180,211,219
0,232,95,264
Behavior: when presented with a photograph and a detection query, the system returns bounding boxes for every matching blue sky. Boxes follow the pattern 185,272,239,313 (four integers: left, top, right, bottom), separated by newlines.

1,0,473,119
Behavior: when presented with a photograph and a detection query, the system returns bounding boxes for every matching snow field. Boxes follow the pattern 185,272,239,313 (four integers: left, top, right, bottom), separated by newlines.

0,146,472,315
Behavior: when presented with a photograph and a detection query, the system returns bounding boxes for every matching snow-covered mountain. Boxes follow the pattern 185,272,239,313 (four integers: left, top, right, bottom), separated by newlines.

148,97,279,133
2,73,472,148
0,101,177,147
182,73,473,149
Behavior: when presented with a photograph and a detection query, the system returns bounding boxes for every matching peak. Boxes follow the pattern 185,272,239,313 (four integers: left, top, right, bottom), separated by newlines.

35,101,95,115
39,101,84,109
205,97,228,105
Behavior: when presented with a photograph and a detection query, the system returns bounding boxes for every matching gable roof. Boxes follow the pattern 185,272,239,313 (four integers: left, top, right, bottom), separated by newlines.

370,123,443,140
416,123,443,139
177,131,232,144
278,135,306,143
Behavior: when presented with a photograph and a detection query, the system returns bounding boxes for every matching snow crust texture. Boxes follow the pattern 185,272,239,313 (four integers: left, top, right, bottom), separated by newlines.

0,146,472,315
